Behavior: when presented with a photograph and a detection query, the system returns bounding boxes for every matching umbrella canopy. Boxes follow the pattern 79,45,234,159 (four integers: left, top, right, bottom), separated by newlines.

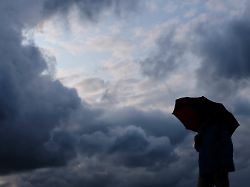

172,96,239,134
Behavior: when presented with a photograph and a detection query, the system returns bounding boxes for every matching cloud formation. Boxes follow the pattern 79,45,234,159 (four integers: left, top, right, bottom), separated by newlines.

43,0,141,21
140,27,187,80
1,0,189,184
194,10,250,100
0,0,84,174
1,0,250,187
13,108,195,187
0,0,144,175
136,2,250,185
196,18,250,80
139,1,250,99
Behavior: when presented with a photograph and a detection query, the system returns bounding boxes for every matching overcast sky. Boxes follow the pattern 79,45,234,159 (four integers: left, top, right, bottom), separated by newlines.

0,0,249,186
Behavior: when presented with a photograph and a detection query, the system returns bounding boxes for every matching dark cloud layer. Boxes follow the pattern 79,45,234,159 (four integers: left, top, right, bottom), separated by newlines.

193,13,250,100
139,7,250,113
140,3,250,92
137,2,250,186
196,18,250,80
77,108,186,167
140,29,186,80
43,0,141,21
0,0,83,174
0,1,192,186
15,108,196,187
0,0,143,176
0,105,195,187
1,0,250,187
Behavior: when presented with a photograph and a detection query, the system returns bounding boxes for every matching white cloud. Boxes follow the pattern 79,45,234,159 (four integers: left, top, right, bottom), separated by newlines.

83,35,134,58
145,0,159,12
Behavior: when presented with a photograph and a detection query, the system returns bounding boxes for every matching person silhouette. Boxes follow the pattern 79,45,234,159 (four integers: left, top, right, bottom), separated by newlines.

194,118,235,187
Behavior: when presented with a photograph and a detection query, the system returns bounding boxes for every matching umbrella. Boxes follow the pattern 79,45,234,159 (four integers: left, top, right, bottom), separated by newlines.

172,96,239,134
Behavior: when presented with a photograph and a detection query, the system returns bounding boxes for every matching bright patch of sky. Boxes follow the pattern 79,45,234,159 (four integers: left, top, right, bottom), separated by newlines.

29,0,245,109
33,0,207,79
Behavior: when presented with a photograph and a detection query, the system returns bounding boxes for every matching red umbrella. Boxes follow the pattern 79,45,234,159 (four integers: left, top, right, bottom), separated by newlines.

172,96,239,134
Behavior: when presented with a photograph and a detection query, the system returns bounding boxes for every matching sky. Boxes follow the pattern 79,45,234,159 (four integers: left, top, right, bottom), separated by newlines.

0,0,250,186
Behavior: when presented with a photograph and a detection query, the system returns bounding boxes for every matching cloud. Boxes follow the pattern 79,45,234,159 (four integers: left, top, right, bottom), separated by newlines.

0,0,193,185
138,0,250,99
135,2,250,185
196,18,250,80
139,25,187,80
10,107,196,187
192,2,250,100
43,0,141,21
0,0,143,175
0,0,85,174
1,0,250,187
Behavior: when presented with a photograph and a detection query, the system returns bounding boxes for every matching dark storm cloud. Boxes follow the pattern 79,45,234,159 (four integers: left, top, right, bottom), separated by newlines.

140,29,186,79
76,108,187,169
18,147,197,187
194,9,250,187
96,108,186,144
0,0,143,175
108,126,177,168
0,0,164,178
189,13,250,101
79,125,176,168
139,2,250,89
196,18,250,80
16,107,196,187
0,1,84,174
0,99,193,186
0,0,202,186
1,0,249,186
233,97,250,116
43,0,141,21
136,3,250,187
68,107,186,157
